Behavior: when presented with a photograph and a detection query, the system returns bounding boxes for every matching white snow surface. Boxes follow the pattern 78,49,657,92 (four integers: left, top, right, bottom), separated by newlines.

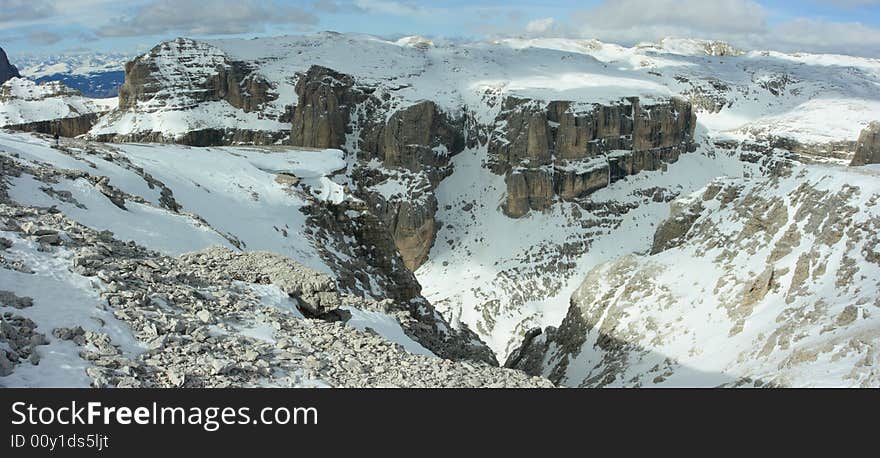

0,231,145,387
0,132,345,273
0,131,446,386
341,306,436,358
417,135,756,359
546,164,880,387
0,78,112,126
4,32,880,387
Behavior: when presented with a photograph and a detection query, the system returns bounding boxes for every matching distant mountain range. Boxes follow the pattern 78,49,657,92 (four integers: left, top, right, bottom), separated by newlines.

12,52,129,98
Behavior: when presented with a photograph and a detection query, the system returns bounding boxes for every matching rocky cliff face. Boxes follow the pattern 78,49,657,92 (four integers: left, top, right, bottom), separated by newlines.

352,166,439,271
3,113,100,138
290,65,365,149
363,100,464,184
0,47,20,85
850,122,880,166
489,96,697,217
289,65,465,271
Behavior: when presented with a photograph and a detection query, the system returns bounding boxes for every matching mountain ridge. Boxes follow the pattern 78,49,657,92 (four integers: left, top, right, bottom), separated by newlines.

2,31,879,387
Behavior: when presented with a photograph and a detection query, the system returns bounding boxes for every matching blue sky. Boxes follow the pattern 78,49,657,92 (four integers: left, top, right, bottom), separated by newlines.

2,0,880,59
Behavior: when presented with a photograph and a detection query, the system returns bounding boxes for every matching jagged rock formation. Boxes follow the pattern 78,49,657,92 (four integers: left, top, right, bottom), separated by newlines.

850,122,880,166
489,96,697,217
290,65,365,149
0,47,20,85
290,65,465,270
649,190,705,254
92,128,285,147
509,165,880,387
353,166,438,271
361,99,465,185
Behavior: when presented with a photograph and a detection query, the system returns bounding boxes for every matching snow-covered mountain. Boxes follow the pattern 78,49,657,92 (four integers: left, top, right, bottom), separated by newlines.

15,52,128,98
86,34,880,155
0,77,116,137
509,161,880,387
2,32,879,387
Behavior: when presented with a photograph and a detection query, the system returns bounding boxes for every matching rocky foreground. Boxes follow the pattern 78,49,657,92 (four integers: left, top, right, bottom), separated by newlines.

0,136,551,388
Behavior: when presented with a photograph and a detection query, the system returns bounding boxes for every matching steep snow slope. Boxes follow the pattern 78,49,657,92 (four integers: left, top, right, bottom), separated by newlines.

510,163,880,387
416,133,757,358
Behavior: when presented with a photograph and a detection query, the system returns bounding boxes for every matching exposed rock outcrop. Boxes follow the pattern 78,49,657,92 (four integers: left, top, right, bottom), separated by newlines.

299,181,495,364
0,197,548,387
850,122,880,166
650,189,706,254
362,99,465,186
0,47,20,85
91,128,285,147
509,166,880,387
491,96,697,217
4,113,100,138
290,65,464,270
0,140,513,383
290,65,365,149
353,166,438,271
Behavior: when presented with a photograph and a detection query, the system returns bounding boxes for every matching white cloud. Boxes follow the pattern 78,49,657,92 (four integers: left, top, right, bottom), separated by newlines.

353,0,430,17
313,0,341,13
0,0,55,24
555,0,880,57
568,0,767,43
99,0,318,37
526,17,555,34
28,31,62,45
816,0,880,6
589,0,766,33
771,18,880,55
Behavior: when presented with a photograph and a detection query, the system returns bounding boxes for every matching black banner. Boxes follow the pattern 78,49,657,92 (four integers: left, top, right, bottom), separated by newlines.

1,388,876,456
